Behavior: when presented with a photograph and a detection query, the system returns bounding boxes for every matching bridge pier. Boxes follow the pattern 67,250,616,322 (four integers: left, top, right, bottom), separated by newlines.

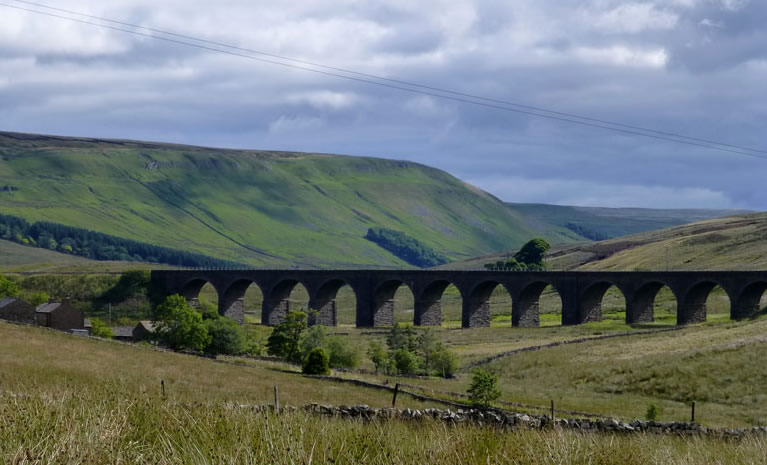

218,296,245,324
731,283,767,319
262,298,290,326
415,300,442,326
462,298,490,328
308,298,337,326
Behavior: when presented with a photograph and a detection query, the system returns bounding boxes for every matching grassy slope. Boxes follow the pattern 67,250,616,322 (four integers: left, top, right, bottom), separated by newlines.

0,131,575,267
2,322,766,463
445,212,767,271
508,203,750,240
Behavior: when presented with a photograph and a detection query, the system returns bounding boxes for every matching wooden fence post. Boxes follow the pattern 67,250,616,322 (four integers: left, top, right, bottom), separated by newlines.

274,385,280,414
392,383,400,407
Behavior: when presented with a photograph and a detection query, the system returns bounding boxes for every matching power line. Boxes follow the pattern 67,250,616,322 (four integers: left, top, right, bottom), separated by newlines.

2,0,766,159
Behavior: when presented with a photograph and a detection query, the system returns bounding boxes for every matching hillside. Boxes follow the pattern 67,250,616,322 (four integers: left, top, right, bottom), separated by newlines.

507,203,750,241
0,131,579,267
444,212,767,271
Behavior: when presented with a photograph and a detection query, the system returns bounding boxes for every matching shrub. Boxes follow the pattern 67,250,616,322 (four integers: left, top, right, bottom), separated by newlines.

646,403,659,421
432,348,458,378
468,369,501,408
89,317,114,339
204,317,247,355
393,348,420,375
325,336,360,369
302,347,330,375
0,274,20,298
367,341,389,373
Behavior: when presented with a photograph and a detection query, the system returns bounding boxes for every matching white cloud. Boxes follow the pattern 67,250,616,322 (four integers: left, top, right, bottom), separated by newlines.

468,176,735,209
573,45,669,68
588,3,678,34
285,91,360,110
268,115,324,134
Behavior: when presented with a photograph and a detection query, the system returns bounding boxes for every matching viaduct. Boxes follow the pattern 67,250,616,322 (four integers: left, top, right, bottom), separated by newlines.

150,270,767,328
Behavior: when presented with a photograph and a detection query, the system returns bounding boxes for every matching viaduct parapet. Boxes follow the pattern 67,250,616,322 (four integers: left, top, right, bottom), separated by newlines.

150,269,767,328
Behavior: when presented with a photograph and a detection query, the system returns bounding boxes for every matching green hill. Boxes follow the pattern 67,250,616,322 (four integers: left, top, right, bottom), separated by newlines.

0,131,576,267
444,212,767,271
507,203,750,241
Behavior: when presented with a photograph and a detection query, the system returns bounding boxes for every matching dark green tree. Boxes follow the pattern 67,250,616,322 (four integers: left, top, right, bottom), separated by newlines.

302,347,330,375
325,335,361,369
266,311,307,363
513,238,551,268
467,368,502,408
417,328,439,373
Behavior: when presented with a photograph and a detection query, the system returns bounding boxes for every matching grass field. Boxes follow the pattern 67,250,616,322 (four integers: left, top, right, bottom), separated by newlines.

448,212,767,271
2,321,767,463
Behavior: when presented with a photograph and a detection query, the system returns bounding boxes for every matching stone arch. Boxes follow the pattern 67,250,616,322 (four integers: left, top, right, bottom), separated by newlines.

579,282,625,324
732,282,767,320
679,281,732,325
309,278,358,327
372,280,415,327
513,281,560,327
179,278,217,309
262,279,309,326
417,280,456,327
464,281,511,328
626,281,677,324
219,279,264,324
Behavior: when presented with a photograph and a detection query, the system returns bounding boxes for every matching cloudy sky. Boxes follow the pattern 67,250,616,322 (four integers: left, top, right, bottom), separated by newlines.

1,0,765,209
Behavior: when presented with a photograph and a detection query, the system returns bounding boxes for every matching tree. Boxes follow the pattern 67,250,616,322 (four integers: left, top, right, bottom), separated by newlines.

154,295,211,352
325,336,360,369
266,311,307,363
467,369,501,408
513,238,551,268
387,323,417,352
204,317,247,355
302,347,330,375
393,348,420,375
367,341,389,374
89,317,114,339
300,325,327,356
432,347,458,378
23,291,50,306
0,274,20,298
417,329,440,373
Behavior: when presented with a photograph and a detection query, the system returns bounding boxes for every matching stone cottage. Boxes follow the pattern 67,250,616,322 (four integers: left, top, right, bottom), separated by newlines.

0,298,35,324
35,299,84,332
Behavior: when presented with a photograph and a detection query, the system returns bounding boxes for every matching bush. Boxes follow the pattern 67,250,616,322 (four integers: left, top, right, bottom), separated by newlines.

89,317,114,339
646,403,659,421
204,317,247,355
0,274,20,298
393,348,420,375
302,347,330,375
432,348,458,378
325,336,360,369
468,369,501,408
367,341,389,374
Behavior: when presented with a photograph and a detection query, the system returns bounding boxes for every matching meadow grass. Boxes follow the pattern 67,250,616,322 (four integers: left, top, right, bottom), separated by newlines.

1,322,766,464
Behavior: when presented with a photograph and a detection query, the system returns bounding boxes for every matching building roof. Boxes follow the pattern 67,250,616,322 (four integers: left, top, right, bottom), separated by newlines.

36,302,61,313
112,326,135,338
136,320,157,332
0,297,18,308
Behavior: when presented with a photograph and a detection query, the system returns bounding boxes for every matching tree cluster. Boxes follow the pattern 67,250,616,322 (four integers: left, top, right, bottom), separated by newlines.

0,212,242,268
364,227,448,268
367,324,457,378
151,294,256,356
484,238,551,271
266,311,361,373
